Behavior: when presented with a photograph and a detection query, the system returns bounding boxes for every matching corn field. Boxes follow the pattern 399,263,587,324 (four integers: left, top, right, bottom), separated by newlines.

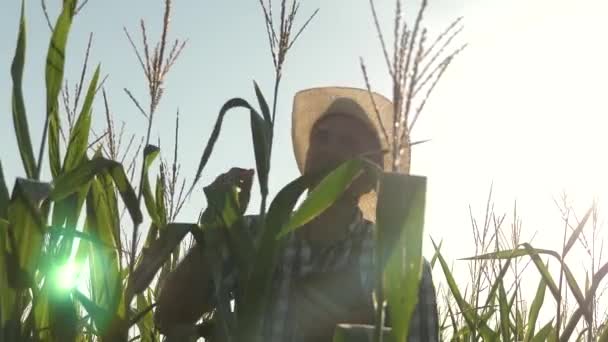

1,0,607,341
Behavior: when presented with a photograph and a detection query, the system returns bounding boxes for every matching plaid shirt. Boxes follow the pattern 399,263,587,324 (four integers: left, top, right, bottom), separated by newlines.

219,211,438,341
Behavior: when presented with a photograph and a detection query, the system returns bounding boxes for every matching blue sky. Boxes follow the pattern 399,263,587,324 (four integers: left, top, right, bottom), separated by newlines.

1,0,608,302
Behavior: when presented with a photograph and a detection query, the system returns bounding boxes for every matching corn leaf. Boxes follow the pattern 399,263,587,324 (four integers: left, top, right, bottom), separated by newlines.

432,239,497,340
143,145,161,226
155,173,167,228
0,161,9,219
378,174,426,342
524,277,547,342
463,243,590,321
531,321,554,342
250,108,270,199
0,219,17,328
33,283,50,340
51,157,142,225
190,98,270,203
253,81,272,125
463,245,560,303
45,0,77,178
62,65,101,173
73,289,113,334
135,293,155,342
85,178,123,325
11,1,36,179
8,179,51,288
498,282,510,341
483,258,512,311
278,159,366,238
561,262,608,341
563,206,593,257
430,239,442,269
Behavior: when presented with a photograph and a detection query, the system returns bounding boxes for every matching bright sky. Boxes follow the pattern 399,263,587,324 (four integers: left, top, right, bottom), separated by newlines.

1,0,607,324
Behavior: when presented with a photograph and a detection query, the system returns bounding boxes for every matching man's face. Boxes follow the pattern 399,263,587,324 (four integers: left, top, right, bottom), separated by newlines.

305,113,382,195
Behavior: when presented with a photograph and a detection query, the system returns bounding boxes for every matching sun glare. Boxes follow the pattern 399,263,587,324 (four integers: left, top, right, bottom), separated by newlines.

54,262,82,291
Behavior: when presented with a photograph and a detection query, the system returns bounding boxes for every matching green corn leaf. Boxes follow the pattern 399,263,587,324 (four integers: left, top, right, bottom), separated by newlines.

143,145,161,225
278,159,366,238
11,1,36,179
191,98,249,187
47,226,115,250
155,173,167,228
85,179,121,312
50,157,115,199
190,98,270,204
430,239,442,269
498,282,510,341
463,243,591,321
51,187,89,263
524,278,547,342
517,248,560,306
62,65,101,173
511,289,522,339
253,81,272,125
51,157,142,225
135,293,155,341
46,0,77,178
431,238,497,340
252,84,272,202
463,245,560,303
99,171,124,264
531,321,554,342
33,283,50,340
561,262,608,341
561,264,590,323
433,239,474,328
0,219,17,327
378,174,426,342
73,289,113,334
563,206,593,257
250,108,270,199
483,258,512,311
0,161,9,219
446,301,458,339
7,179,52,288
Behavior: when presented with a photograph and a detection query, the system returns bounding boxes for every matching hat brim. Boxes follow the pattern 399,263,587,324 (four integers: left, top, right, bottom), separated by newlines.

291,86,396,221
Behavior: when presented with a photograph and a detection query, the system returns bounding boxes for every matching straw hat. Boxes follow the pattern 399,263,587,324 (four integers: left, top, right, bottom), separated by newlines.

292,86,408,222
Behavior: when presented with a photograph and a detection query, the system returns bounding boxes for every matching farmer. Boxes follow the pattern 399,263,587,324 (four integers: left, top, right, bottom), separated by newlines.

155,87,439,341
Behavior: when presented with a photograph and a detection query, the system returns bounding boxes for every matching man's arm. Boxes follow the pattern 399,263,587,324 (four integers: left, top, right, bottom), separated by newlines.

154,244,213,334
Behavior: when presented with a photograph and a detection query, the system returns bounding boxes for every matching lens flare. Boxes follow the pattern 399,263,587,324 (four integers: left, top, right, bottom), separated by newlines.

54,262,81,290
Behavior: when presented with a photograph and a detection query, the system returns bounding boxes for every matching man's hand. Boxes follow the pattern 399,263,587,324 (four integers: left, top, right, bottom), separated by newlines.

204,167,255,215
